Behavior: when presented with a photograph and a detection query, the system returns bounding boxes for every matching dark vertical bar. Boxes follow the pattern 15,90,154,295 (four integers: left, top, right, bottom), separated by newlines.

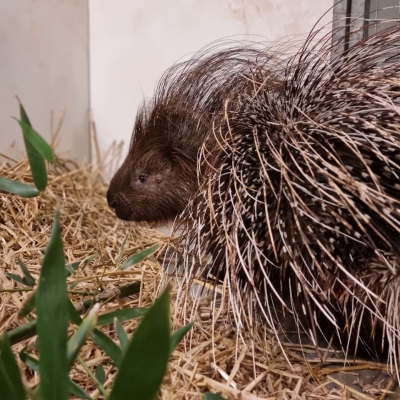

344,0,353,52
363,0,371,40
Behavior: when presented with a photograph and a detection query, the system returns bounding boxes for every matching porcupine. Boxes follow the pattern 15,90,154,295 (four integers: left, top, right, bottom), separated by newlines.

107,24,400,371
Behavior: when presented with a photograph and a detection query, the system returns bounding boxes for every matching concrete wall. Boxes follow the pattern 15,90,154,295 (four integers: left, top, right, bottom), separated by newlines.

0,0,89,161
89,0,334,171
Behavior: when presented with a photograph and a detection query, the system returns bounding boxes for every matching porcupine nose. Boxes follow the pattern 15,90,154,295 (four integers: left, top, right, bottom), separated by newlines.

106,189,119,209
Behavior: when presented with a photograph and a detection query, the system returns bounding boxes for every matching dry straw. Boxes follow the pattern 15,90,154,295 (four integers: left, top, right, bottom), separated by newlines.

0,144,396,399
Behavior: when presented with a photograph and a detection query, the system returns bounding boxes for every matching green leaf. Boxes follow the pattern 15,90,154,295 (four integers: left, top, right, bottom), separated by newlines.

19,101,32,126
22,134,48,191
203,394,227,400
109,287,171,400
19,352,39,371
1,319,37,346
121,244,160,270
80,253,98,273
69,380,93,400
69,254,98,287
116,235,128,265
67,298,83,325
114,318,129,353
17,119,55,163
18,292,36,318
6,259,36,287
16,101,52,190
19,353,93,400
65,260,80,277
170,322,194,356
0,334,26,400
97,307,147,326
37,211,69,400
67,305,99,369
95,364,106,385
0,177,40,198
18,259,36,286
90,329,123,367
67,300,123,367
5,273,30,286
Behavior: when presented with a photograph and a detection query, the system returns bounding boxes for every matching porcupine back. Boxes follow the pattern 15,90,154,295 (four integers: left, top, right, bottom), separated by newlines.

171,25,400,369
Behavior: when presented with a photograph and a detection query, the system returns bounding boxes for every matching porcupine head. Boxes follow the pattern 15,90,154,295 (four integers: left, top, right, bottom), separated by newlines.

107,98,205,225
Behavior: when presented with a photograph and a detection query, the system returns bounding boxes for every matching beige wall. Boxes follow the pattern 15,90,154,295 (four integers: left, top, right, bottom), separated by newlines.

89,0,334,171
0,0,89,161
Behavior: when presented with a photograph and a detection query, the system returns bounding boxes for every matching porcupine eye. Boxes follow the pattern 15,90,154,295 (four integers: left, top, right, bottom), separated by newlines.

138,175,146,183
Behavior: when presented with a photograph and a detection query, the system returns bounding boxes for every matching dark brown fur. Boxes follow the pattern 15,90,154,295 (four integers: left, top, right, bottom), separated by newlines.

107,99,206,222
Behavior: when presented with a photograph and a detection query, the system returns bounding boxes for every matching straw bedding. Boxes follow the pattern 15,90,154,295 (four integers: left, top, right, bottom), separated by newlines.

0,149,397,399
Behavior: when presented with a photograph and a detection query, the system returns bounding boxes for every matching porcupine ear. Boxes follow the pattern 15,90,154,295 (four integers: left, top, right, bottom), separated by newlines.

161,159,172,173
157,143,174,173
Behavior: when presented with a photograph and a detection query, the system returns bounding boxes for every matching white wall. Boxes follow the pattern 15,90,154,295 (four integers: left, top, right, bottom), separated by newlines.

0,0,89,161
89,0,333,172
0,1,333,166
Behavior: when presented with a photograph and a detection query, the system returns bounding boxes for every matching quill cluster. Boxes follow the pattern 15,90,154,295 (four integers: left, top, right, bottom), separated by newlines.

109,24,400,372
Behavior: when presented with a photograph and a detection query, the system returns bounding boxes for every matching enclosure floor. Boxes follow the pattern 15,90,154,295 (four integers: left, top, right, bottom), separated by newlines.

0,154,397,400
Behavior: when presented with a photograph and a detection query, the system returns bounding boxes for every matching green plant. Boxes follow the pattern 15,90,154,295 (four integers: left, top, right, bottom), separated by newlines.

203,394,227,400
0,103,231,399
0,100,54,197
0,212,194,399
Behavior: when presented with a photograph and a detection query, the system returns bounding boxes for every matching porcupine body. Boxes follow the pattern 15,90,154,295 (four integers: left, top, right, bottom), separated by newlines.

170,25,400,370
107,21,400,370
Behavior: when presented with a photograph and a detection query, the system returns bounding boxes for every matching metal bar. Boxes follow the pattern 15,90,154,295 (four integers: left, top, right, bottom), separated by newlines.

363,0,371,39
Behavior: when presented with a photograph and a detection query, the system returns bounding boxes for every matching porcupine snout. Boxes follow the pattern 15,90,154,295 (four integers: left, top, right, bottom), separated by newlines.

106,189,119,209
106,189,132,221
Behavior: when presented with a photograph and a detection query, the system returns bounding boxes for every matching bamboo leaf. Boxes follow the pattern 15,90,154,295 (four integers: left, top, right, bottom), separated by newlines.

116,235,128,265
18,259,36,286
0,334,26,400
109,287,171,400
65,260,80,277
67,298,83,325
6,259,36,287
121,244,159,270
1,320,37,346
18,292,36,318
17,119,54,163
5,273,30,286
95,364,106,385
0,177,40,198
203,394,227,400
16,101,53,190
67,305,99,369
114,318,129,353
80,253,98,273
67,300,123,367
22,135,47,191
18,100,32,126
69,380,93,400
97,307,147,326
170,322,194,356
20,353,93,400
19,352,39,371
90,329,123,367
37,211,69,400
